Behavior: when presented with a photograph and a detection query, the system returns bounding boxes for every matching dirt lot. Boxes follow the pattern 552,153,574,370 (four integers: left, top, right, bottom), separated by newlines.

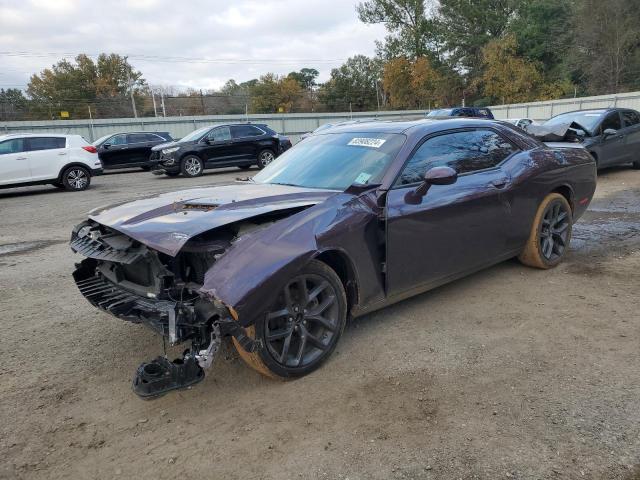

1,167,639,480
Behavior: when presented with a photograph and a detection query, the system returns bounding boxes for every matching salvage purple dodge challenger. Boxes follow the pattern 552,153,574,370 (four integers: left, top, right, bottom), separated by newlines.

71,119,596,397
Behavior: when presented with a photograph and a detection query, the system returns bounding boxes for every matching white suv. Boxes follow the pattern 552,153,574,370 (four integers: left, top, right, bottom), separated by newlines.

0,133,103,191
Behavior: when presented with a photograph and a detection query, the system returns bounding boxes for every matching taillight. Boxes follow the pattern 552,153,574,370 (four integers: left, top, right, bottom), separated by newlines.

82,145,98,153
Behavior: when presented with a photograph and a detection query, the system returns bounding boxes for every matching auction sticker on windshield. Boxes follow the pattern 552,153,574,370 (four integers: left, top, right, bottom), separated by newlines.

348,138,386,148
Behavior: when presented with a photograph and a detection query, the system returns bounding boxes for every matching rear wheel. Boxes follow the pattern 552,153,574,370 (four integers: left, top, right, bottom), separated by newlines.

257,149,275,169
61,166,91,191
632,160,640,169
233,260,347,379
518,193,572,269
181,155,204,177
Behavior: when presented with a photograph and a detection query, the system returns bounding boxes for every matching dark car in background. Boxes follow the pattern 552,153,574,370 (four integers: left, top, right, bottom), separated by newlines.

150,123,292,177
539,108,640,169
427,107,494,119
93,131,173,170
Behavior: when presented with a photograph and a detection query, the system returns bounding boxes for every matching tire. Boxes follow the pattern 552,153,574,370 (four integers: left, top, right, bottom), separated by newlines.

233,260,347,379
164,171,181,177
632,160,640,169
256,149,276,169
518,193,572,269
61,166,91,191
140,166,151,171
180,155,204,177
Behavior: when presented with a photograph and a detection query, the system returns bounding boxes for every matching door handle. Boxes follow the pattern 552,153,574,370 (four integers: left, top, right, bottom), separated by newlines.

491,178,509,189
16,157,27,160
58,152,67,156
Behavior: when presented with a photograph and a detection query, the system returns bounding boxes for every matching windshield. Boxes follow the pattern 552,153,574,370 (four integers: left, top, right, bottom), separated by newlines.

427,109,451,117
92,134,111,146
253,132,406,190
179,126,211,142
544,111,604,133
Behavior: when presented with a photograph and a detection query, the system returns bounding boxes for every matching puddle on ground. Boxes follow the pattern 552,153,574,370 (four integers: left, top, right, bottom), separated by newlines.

0,240,62,257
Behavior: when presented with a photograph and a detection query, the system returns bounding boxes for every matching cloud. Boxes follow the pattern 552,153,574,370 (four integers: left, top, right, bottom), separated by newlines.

0,0,386,91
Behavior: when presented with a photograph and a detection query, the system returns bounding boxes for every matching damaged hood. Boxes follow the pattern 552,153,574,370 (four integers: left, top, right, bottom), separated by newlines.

89,182,337,256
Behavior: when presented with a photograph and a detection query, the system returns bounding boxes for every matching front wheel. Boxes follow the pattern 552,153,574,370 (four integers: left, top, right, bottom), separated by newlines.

181,155,204,177
61,166,91,191
518,193,572,269
257,149,275,169
233,260,347,379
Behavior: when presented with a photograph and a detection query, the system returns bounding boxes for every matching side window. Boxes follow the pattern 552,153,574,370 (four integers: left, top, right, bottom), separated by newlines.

0,138,25,155
27,137,66,151
396,129,518,186
231,125,263,138
622,110,640,128
127,133,150,144
601,112,621,131
146,134,164,142
109,134,127,145
207,126,231,142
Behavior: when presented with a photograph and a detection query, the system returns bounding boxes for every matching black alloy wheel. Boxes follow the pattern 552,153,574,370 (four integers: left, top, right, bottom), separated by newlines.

539,199,571,262
252,260,347,377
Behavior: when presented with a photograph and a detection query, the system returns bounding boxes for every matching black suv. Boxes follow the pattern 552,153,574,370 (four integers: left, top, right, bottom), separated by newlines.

149,123,292,177
93,132,173,170
427,107,494,119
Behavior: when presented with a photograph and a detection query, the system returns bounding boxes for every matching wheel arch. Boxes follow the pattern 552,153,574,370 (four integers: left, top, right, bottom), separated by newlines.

57,162,93,182
178,151,205,162
550,184,575,212
313,248,360,315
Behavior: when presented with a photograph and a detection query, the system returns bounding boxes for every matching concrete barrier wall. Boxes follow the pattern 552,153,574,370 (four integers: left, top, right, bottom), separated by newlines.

3,90,640,142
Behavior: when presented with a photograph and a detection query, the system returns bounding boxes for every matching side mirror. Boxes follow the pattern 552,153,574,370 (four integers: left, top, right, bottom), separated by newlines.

405,166,458,204
603,128,617,138
103,143,111,149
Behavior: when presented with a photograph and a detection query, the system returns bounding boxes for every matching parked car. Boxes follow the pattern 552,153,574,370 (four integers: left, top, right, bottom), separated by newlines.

534,108,640,169
504,118,535,129
300,119,377,141
93,131,173,170
149,123,292,177
71,118,596,397
0,133,102,191
427,107,494,119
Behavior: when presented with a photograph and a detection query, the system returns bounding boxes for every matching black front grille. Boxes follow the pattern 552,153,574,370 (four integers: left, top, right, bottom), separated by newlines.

70,234,143,264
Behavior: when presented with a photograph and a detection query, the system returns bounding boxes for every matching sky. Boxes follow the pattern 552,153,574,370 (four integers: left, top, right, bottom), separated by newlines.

0,0,386,92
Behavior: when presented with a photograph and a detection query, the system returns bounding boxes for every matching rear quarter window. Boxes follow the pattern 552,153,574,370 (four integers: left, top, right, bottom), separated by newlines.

27,137,66,151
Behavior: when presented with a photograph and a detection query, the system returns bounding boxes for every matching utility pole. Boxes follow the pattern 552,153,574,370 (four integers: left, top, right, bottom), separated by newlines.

199,89,206,115
375,81,380,111
124,56,138,118
160,91,166,117
88,105,95,141
151,90,158,117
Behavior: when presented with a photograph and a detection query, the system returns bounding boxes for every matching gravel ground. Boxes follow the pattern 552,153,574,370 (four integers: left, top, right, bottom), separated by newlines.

1,166,639,480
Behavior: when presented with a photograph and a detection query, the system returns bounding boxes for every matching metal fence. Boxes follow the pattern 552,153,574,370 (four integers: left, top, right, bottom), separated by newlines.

0,110,427,144
3,90,640,143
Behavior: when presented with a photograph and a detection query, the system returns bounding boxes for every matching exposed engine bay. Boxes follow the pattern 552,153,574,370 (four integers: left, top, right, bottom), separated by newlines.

70,212,296,397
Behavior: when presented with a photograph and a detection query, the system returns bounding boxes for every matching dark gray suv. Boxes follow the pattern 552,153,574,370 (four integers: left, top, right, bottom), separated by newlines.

150,124,292,177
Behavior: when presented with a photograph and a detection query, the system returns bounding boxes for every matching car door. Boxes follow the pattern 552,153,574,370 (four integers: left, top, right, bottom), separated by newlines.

0,138,30,185
125,133,156,166
24,137,67,181
620,110,640,164
596,111,626,166
385,128,519,297
230,125,263,161
98,134,128,168
200,126,235,165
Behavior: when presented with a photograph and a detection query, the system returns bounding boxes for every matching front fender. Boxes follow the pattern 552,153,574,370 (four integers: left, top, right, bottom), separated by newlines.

199,191,385,326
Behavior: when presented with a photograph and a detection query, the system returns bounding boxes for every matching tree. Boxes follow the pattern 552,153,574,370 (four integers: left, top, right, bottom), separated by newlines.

26,53,146,118
477,34,544,104
250,73,304,113
436,0,523,77
356,0,441,60
570,0,640,94
319,55,383,111
0,88,29,120
287,68,319,90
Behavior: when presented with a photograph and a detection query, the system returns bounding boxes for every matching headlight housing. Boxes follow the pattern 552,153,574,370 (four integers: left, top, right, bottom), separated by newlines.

162,147,180,155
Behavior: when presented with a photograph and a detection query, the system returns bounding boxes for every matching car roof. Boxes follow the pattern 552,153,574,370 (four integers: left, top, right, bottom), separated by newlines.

0,133,81,140
326,118,501,136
